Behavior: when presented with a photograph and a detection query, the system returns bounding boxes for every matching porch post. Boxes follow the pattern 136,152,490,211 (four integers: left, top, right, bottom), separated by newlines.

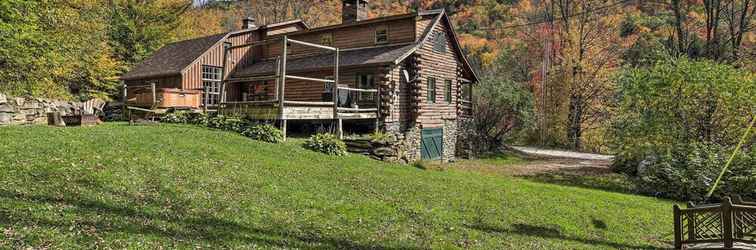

723,197,734,248
280,36,288,141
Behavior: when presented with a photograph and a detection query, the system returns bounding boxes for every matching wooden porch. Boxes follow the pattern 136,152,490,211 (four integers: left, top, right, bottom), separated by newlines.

218,36,380,139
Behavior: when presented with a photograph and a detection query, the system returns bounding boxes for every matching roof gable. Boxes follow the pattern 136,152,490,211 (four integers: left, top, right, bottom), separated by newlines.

121,33,228,80
121,20,308,81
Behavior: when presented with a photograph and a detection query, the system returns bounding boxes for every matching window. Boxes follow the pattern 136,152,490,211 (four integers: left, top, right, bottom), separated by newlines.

444,79,452,103
202,65,223,105
320,33,334,46
427,77,436,103
357,74,374,101
433,31,447,53
375,25,388,44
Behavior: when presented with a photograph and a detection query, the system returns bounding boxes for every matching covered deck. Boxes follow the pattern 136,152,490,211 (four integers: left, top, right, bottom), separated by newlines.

218,36,382,138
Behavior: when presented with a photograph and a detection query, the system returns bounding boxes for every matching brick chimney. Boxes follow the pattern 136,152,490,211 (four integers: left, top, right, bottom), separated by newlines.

342,0,368,24
242,16,256,29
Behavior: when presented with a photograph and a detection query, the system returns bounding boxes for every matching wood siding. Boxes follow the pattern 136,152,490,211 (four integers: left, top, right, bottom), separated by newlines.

181,31,259,91
415,19,459,128
263,18,416,59
383,64,413,124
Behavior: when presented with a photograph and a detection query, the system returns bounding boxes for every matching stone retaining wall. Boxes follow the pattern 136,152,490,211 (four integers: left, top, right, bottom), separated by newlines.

0,93,79,126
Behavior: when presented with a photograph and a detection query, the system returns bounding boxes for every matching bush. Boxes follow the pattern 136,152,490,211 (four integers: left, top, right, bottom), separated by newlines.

160,111,208,125
304,133,347,156
242,124,283,143
206,115,248,132
616,143,755,201
369,131,392,144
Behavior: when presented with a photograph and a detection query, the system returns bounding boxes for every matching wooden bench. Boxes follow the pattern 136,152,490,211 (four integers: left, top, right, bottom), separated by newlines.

674,196,756,249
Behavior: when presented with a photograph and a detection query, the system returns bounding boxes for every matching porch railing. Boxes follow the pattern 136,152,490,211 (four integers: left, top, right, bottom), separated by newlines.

673,196,756,249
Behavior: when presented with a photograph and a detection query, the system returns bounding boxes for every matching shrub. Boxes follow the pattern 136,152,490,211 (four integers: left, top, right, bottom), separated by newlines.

161,111,191,124
206,115,248,132
242,124,283,143
369,131,392,144
617,142,755,201
304,133,347,156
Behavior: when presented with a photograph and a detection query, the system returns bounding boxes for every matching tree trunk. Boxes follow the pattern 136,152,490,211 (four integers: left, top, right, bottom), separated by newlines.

568,93,583,150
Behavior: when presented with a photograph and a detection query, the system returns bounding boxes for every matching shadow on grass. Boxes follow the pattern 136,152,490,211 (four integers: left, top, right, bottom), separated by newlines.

467,223,660,249
520,166,641,195
0,188,420,249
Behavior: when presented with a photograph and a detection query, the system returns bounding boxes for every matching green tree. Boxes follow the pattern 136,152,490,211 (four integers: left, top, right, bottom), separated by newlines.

611,58,755,151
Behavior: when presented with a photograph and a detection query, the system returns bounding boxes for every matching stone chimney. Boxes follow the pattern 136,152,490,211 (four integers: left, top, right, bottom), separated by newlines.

242,17,256,30
342,0,368,24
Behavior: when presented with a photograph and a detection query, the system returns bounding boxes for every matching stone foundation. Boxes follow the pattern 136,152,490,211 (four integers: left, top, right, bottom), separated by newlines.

442,118,458,162
344,121,421,164
455,117,475,159
0,93,79,126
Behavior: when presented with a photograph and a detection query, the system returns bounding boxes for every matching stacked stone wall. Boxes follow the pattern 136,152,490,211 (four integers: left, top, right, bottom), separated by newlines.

0,93,79,126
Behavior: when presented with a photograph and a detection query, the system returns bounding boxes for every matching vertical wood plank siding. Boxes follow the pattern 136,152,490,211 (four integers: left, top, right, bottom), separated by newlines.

415,20,459,128
181,31,259,91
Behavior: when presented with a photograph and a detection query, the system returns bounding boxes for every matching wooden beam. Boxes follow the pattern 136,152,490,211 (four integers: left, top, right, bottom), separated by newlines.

337,87,378,93
150,82,157,105
279,36,287,114
287,38,337,51
283,101,334,106
285,75,335,83
226,75,279,83
333,48,339,120
227,38,282,50
337,107,378,112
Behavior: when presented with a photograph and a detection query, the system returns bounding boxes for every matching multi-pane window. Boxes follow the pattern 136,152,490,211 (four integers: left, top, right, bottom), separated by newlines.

433,31,447,53
321,33,334,46
427,77,436,103
444,79,452,103
202,65,223,105
375,25,388,44
357,74,374,101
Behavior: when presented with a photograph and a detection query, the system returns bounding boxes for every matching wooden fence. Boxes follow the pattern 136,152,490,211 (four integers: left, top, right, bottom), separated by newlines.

673,196,756,249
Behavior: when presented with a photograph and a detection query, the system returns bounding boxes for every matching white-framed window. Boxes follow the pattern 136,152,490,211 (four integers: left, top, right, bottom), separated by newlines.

202,65,223,106
375,25,388,44
357,74,374,101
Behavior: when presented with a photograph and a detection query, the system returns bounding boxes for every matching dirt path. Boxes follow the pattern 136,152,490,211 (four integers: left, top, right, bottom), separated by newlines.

511,146,614,161
456,157,613,177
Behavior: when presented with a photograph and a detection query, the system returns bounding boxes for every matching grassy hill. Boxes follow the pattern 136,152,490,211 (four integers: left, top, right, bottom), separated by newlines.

0,123,675,249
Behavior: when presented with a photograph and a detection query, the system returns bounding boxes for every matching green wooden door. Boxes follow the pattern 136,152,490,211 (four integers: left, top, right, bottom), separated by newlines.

421,128,444,160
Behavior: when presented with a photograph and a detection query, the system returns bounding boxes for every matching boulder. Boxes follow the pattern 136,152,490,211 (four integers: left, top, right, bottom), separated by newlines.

14,97,24,106
0,113,11,124
0,93,6,104
0,104,13,113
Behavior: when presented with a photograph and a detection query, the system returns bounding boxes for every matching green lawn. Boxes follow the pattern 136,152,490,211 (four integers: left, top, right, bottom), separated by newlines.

0,123,675,249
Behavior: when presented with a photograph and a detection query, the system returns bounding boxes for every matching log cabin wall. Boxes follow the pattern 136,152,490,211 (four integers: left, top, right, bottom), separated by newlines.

263,17,416,59
415,19,459,128
382,64,414,125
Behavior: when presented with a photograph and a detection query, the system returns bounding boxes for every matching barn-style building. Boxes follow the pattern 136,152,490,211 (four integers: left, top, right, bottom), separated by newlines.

121,0,478,162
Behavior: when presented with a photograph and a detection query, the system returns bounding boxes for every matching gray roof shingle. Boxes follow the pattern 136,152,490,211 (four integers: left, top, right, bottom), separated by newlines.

121,33,228,80
230,43,416,77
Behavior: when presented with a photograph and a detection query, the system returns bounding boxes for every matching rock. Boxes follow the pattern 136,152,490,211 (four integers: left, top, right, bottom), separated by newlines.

0,93,6,104
22,100,39,109
0,104,13,113
373,147,396,156
14,97,24,106
0,113,11,124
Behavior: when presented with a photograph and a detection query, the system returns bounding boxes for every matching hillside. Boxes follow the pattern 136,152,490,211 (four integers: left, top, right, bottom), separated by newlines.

0,124,675,249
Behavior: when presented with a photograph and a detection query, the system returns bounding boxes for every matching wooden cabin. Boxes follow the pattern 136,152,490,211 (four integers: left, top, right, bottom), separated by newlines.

121,0,478,162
